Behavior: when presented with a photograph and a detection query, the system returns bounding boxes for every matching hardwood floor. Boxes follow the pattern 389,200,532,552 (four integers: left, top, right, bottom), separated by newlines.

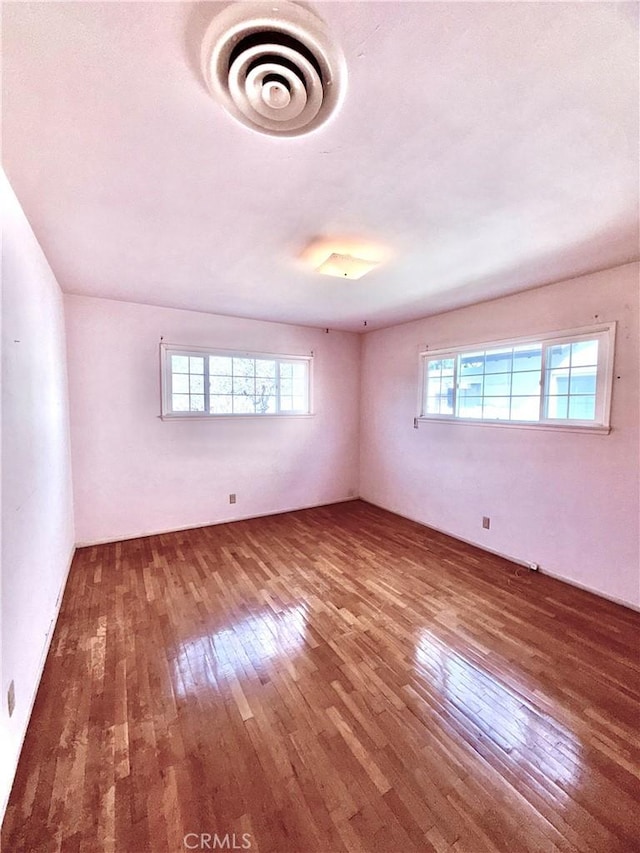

3,500,639,853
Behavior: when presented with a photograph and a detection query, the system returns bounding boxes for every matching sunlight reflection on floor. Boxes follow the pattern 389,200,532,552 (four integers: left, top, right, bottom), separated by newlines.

171,604,308,698
415,629,582,795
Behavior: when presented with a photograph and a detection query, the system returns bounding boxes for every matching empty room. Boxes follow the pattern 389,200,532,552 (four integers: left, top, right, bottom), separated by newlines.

1,1,639,851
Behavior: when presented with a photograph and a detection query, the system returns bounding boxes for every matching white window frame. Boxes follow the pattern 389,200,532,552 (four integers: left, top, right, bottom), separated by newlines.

160,343,314,419
418,323,615,433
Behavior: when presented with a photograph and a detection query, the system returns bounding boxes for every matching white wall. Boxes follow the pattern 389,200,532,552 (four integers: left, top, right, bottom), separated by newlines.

360,263,640,609
65,296,360,545
0,173,75,817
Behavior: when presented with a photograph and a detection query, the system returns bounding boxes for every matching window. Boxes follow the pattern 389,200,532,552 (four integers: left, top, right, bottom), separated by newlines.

420,324,614,430
161,345,312,418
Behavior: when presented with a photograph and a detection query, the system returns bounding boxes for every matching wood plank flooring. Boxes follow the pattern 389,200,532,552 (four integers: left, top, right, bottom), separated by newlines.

3,500,640,853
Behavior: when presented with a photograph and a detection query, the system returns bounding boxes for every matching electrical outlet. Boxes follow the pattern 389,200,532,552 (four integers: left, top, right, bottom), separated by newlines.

7,680,15,717
482,516,491,530
229,493,236,504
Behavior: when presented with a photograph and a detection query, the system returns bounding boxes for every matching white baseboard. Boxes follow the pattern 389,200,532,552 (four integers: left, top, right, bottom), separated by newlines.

75,496,359,547
361,497,533,567
537,566,640,613
0,543,77,824
360,497,640,613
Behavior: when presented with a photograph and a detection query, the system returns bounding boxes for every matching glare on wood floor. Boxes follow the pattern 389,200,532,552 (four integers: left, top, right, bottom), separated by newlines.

2,501,639,852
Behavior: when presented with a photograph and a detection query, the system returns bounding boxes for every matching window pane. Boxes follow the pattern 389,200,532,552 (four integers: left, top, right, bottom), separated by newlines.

427,377,442,414
280,396,293,411
511,371,540,396
233,376,254,396
189,356,205,374
459,376,483,396
210,375,232,394
483,397,510,419
233,395,254,414
172,374,189,393
457,396,483,418
484,348,512,374
233,358,254,378
571,339,598,367
190,395,205,412
256,379,277,397
171,355,189,373
280,363,293,379
255,380,277,413
427,357,455,376
548,344,570,368
424,377,438,401
172,394,189,412
210,356,232,376
546,368,570,395
291,362,307,380
210,395,232,414
569,367,596,395
190,375,204,394
513,345,542,372
484,373,511,396
459,352,484,376
291,395,307,411
424,372,439,397
510,396,540,421
440,359,455,376
255,395,276,414
255,359,276,378
546,395,569,419
568,395,596,420
440,376,454,414
425,374,454,414
292,379,306,397
280,378,293,395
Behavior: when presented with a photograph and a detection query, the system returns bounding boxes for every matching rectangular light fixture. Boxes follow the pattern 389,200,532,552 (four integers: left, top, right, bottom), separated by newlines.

315,252,381,280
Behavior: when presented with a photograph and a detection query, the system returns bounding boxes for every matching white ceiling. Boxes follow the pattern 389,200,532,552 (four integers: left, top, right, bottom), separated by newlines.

3,1,638,332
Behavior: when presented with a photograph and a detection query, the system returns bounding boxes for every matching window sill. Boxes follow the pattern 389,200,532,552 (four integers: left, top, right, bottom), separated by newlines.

160,413,315,421
415,417,611,435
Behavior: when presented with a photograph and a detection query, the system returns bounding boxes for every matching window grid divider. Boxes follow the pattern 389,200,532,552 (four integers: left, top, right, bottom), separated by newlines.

538,345,548,422
203,355,211,414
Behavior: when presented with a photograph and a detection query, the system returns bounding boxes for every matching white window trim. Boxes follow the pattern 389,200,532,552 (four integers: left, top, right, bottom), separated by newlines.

160,343,314,419
417,322,616,433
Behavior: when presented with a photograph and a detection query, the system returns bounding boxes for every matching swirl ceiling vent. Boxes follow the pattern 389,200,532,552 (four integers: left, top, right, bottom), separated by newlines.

201,2,347,137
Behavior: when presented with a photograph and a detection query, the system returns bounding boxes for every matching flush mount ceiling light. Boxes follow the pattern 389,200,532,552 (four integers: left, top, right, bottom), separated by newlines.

300,237,390,280
315,252,380,280
201,1,347,137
